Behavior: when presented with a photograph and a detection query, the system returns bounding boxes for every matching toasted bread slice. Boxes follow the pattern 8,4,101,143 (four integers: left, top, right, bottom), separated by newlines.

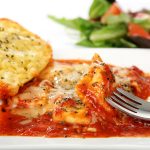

0,18,52,99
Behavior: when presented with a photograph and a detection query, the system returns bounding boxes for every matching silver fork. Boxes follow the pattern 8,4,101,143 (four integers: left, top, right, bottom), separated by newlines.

106,88,150,120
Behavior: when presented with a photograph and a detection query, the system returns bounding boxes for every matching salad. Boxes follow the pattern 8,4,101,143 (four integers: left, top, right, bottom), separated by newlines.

49,0,150,48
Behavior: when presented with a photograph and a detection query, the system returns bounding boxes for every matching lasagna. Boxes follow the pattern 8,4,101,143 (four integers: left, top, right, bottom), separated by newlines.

0,19,150,137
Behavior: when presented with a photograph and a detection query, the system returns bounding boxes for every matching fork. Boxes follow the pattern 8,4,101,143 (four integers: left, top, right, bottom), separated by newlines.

106,88,150,121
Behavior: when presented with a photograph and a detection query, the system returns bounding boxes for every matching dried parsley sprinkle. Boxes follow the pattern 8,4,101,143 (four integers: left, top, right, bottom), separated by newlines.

1,77,4,79
6,54,8,57
0,27,4,31
64,79,68,82
24,67,28,71
62,107,67,112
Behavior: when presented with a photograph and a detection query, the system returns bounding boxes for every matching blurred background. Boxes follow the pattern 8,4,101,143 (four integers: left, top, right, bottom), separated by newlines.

0,0,150,50
0,0,149,71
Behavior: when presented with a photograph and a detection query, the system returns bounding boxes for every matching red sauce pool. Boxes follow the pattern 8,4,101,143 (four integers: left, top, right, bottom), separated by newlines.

0,61,150,138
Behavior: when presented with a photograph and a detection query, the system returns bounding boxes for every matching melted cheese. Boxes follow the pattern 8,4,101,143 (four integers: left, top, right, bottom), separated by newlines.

9,62,91,124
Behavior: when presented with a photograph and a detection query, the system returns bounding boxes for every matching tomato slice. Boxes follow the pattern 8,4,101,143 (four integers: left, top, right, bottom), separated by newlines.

101,2,122,23
128,23,150,39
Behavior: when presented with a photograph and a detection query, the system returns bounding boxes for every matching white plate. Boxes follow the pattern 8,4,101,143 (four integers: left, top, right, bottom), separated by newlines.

0,0,150,150
0,49,150,150
53,48,150,72
1,136,150,150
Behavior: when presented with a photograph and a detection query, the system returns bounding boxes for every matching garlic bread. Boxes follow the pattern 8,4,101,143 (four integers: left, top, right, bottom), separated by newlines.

0,18,52,98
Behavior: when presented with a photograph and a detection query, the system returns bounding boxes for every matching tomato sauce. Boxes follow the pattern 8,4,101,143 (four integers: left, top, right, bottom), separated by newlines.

0,61,150,138
1,110,150,137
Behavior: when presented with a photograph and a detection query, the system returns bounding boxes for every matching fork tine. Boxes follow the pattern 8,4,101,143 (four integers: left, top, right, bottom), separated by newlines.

106,97,137,115
117,88,144,105
111,95,138,113
113,92,141,108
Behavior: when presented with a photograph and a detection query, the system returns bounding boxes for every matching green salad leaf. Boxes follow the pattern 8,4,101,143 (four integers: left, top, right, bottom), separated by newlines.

77,38,121,47
49,15,79,29
89,0,110,19
90,24,127,42
119,38,137,48
105,13,131,24
133,19,150,31
76,39,96,47
49,16,102,37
